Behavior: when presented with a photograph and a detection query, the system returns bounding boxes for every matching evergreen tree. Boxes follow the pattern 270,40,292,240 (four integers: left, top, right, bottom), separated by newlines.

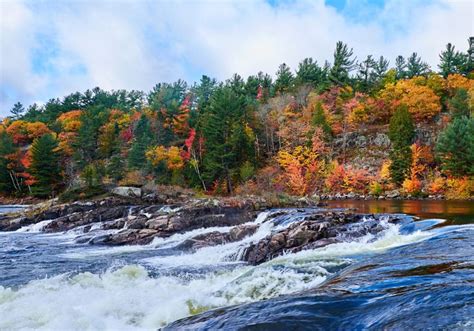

295,58,326,87
436,116,474,177
0,132,16,193
357,55,376,92
311,101,332,137
329,41,356,86
274,63,294,94
395,55,407,79
201,86,253,193
388,105,415,185
10,102,25,119
406,52,430,78
128,115,153,169
448,89,470,119
438,43,465,78
30,134,61,197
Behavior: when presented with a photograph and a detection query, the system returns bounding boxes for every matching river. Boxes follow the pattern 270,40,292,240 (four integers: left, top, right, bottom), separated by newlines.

0,200,473,330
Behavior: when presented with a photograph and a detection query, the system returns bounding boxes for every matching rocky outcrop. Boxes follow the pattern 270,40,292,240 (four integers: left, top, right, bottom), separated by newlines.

175,224,259,251
241,212,400,265
97,206,258,246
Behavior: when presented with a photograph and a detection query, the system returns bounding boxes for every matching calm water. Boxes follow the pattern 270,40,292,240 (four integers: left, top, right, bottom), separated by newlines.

0,201,473,330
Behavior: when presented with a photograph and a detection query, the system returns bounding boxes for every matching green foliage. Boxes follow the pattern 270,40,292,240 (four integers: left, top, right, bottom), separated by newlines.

10,102,25,119
311,101,332,137
388,105,415,185
295,58,327,88
435,116,474,177
274,63,294,94
406,52,430,78
329,41,356,86
201,86,254,193
81,163,105,189
239,161,255,182
438,43,469,78
448,89,470,119
30,134,61,197
0,132,16,193
128,115,154,170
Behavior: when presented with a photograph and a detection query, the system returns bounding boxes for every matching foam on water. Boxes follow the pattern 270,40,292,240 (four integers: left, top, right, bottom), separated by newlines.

15,220,54,233
1,210,463,330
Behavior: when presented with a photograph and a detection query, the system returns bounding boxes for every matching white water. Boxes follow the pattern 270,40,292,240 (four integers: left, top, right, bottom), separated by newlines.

0,211,438,331
15,219,54,233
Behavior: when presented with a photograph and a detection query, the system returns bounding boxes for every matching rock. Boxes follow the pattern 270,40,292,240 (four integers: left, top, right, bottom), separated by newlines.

241,212,401,265
373,133,390,147
111,186,142,198
145,216,169,230
386,190,400,199
98,228,159,245
176,224,259,251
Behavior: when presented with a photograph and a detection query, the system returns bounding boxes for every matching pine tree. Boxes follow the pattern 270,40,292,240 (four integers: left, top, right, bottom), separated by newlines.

274,63,294,94
128,115,153,169
295,58,326,87
30,134,61,197
438,43,466,78
311,101,332,137
436,116,474,177
329,41,356,86
10,102,25,119
388,105,415,185
395,56,407,79
201,86,252,193
448,89,470,119
0,132,17,193
406,52,430,78
357,55,376,92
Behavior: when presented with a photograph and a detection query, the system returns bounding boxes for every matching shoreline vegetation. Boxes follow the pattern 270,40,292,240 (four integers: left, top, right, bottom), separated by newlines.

1,40,474,202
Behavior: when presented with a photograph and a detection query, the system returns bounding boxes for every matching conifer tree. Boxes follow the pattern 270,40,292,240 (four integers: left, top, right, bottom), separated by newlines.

438,43,466,78
436,116,474,176
274,63,294,94
30,134,61,197
388,105,415,185
329,41,356,86
128,115,153,169
448,89,470,119
0,132,17,193
406,52,430,78
10,102,25,119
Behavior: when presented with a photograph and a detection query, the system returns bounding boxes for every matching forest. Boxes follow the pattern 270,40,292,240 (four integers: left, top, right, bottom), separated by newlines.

1,40,473,200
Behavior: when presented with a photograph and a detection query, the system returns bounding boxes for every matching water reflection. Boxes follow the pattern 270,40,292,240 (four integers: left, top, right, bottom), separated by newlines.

325,200,474,224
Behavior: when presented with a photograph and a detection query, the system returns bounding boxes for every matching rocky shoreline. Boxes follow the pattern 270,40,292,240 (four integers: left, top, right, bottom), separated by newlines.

0,194,407,265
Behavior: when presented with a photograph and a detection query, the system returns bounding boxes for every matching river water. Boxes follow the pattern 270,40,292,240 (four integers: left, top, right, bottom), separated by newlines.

0,201,473,330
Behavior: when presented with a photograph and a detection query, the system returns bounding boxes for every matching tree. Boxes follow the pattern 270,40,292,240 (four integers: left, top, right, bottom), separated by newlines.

448,89,470,119
395,55,407,79
29,134,61,197
274,63,294,94
295,58,326,87
406,52,430,78
201,86,254,193
128,115,154,169
311,101,332,137
329,41,356,86
10,102,25,119
388,105,415,185
0,132,17,193
438,43,466,78
435,116,474,177
357,55,376,92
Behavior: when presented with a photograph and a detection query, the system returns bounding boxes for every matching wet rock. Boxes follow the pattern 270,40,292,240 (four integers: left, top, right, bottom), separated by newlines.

98,228,159,245
241,212,400,265
175,224,258,251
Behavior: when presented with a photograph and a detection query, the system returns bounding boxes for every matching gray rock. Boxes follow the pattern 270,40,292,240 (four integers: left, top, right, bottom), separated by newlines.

111,186,142,198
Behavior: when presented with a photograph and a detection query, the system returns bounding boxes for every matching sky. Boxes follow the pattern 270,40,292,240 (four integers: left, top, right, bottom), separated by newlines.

0,0,473,116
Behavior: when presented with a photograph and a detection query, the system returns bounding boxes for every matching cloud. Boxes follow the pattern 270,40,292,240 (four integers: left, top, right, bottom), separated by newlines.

0,0,472,116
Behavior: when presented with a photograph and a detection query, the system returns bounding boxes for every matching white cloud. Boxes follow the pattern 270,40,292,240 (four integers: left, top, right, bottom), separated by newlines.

0,0,472,116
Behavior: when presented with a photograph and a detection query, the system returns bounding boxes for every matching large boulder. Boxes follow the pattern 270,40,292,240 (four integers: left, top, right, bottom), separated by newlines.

111,186,142,198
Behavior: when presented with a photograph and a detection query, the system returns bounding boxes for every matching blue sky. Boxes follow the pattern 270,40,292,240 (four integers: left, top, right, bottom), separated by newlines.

0,0,472,116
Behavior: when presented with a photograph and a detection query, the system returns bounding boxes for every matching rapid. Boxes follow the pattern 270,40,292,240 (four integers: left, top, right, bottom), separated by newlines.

0,201,473,330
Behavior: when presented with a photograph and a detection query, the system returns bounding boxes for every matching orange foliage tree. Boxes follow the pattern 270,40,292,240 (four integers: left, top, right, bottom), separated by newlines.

379,78,441,121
